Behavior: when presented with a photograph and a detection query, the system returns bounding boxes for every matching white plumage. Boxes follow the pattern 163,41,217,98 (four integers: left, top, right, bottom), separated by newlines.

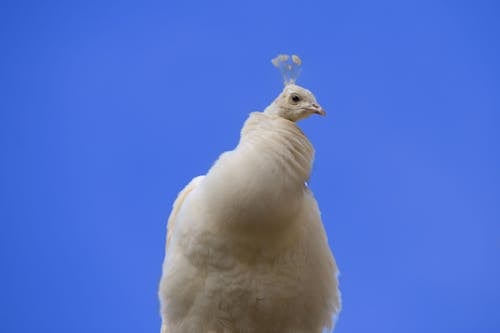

159,81,341,333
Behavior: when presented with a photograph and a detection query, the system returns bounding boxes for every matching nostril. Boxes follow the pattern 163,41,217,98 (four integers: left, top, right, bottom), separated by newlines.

312,103,319,108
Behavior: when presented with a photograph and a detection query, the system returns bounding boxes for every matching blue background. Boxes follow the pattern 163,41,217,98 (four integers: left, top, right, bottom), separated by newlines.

1,1,498,332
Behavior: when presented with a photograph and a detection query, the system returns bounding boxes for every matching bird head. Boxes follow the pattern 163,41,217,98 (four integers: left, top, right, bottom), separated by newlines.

265,54,326,122
264,83,326,122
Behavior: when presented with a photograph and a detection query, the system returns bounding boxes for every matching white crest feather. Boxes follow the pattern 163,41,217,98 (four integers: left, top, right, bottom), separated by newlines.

272,54,302,85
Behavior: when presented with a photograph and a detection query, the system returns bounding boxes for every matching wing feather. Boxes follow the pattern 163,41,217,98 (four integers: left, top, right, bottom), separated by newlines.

161,175,205,333
165,176,205,248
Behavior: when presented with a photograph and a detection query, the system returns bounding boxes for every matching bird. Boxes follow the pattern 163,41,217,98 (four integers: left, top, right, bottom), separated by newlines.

158,55,341,333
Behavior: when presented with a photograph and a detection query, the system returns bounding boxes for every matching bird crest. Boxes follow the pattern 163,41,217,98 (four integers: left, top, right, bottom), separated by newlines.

271,54,302,85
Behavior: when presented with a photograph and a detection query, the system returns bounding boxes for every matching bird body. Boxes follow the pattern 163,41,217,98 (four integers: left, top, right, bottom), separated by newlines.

159,84,340,333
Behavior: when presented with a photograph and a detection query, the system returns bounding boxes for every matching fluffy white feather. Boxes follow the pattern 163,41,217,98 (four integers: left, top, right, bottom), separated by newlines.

159,83,341,333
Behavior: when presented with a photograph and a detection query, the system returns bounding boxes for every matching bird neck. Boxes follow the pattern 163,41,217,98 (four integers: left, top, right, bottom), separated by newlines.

200,112,315,234
239,112,314,184
263,102,280,116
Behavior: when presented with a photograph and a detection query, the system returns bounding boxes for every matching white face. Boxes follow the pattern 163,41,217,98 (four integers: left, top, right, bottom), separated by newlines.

274,84,325,122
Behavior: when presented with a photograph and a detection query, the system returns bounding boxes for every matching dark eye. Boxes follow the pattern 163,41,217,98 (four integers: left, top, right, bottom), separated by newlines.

291,94,301,103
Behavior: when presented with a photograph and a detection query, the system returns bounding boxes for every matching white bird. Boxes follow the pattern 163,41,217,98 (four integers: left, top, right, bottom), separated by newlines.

159,58,340,333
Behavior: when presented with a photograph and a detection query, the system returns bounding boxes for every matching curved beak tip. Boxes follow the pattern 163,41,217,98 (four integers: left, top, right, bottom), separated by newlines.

311,103,326,116
315,108,326,116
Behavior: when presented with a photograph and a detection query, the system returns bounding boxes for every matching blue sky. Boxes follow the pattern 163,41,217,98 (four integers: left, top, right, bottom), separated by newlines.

1,0,499,332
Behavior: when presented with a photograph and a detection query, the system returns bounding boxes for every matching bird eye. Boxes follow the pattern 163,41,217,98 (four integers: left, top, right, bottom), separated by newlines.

291,94,301,103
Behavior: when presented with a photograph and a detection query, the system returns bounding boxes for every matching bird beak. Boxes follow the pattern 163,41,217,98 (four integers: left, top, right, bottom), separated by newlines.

310,103,326,116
